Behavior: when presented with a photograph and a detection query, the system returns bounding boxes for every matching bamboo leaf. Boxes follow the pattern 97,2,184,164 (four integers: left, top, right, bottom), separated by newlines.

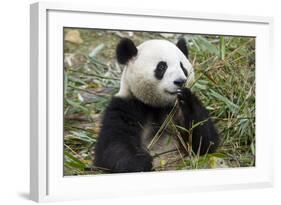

209,89,239,112
195,36,219,56
69,131,96,143
89,44,104,59
64,151,86,170
65,99,89,113
220,36,225,60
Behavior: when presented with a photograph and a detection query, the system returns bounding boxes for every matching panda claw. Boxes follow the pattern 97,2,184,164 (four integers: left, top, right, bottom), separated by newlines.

177,93,183,99
176,89,183,97
176,88,182,93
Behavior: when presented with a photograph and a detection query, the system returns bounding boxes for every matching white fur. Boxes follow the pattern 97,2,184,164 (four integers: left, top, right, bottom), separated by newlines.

116,39,195,107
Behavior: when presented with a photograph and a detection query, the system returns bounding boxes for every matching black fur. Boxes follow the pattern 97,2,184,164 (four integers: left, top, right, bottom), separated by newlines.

94,97,171,173
154,61,168,80
176,38,189,59
180,62,188,77
177,88,219,154
116,38,138,64
94,88,219,173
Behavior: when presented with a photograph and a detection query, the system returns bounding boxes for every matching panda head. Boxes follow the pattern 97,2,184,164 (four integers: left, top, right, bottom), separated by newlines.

115,38,194,107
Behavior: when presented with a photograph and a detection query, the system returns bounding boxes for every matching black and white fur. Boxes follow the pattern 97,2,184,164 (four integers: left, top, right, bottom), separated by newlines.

94,38,219,173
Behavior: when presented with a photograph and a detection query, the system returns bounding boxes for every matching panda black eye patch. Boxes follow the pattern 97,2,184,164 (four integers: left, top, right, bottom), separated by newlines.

154,61,168,80
180,62,188,77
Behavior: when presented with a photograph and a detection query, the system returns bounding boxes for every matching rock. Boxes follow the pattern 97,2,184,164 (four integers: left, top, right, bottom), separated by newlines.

65,30,84,44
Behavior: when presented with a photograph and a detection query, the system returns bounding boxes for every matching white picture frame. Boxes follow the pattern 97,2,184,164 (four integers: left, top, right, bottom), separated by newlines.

30,2,274,202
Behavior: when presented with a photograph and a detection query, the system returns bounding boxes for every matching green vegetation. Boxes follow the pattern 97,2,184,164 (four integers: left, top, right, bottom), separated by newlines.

63,29,255,176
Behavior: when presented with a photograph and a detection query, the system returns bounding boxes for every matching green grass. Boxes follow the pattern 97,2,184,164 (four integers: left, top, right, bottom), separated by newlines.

63,29,255,175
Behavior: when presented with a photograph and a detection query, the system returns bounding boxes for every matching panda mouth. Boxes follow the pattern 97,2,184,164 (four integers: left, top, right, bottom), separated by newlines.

165,90,179,95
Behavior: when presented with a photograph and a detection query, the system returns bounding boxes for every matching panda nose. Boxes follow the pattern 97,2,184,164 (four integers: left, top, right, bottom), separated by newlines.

173,78,186,87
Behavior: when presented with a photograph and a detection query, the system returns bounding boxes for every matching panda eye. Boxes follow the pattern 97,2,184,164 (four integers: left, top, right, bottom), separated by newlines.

180,62,188,77
155,61,168,80
157,61,167,71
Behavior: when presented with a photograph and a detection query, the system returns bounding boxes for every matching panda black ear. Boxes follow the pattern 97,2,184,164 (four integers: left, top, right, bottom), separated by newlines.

176,38,189,59
116,38,138,64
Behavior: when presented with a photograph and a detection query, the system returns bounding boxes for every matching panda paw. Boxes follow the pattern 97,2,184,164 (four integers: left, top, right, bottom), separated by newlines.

177,87,193,106
114,151,153,173
131,153,153,172
177,87,200,115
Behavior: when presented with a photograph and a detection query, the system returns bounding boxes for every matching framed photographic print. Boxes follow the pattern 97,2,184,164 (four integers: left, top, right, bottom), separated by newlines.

30,2,274,202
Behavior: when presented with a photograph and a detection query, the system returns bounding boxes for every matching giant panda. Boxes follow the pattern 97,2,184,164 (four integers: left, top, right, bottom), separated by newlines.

94,38,219,173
